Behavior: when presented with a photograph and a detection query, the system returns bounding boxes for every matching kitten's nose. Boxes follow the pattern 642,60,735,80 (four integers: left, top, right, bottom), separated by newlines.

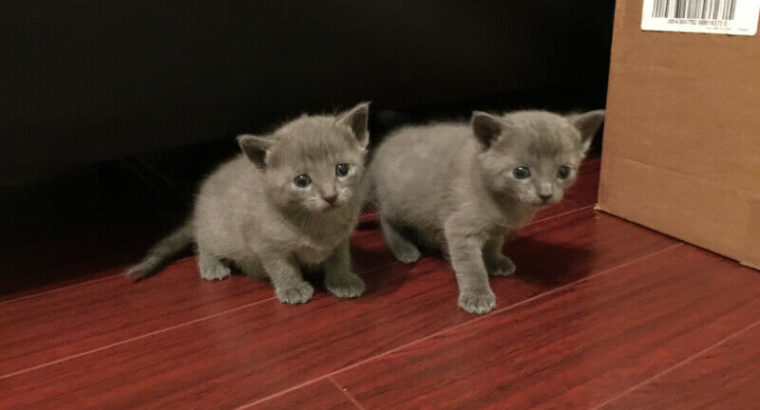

538,183,553,203
323,194,338,205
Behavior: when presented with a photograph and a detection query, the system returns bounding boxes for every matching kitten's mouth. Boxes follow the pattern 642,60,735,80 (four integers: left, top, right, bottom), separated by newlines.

322,202,343,211
538,196,561,206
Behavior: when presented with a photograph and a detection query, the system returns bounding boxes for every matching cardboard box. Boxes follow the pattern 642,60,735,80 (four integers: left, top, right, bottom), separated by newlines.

598,0,760,269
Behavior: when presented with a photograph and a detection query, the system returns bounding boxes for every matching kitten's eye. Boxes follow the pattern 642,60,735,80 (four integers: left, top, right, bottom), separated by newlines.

557,165,571,179
512,166,531,180
293,174,311,188
335,163,350,177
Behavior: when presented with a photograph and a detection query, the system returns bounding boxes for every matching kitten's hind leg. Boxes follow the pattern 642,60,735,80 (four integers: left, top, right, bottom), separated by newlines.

198,250,232,281
483,236,516,277
380,218,421,264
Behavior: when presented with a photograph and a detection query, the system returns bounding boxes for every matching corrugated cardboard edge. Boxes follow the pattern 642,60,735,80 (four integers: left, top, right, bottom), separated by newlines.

594,202,760,271
744,201,760,270
597,154,760,272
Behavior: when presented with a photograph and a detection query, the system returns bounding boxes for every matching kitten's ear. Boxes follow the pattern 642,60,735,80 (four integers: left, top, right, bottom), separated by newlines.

337,101,370,148
568,109,605,153
237,134,273,169
471,111,504,149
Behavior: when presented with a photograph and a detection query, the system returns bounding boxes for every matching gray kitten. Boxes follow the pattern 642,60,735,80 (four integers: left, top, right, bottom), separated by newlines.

127,102,371,304
368,109,605,314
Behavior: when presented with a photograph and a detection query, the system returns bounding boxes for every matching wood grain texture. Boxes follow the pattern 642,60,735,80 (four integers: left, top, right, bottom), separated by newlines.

7,158,756,409
251,379,359,410
0,258,273,376
602,322,760,409
0,229,391,377
0,182,583,378
332,245,760,409
0,207,676,408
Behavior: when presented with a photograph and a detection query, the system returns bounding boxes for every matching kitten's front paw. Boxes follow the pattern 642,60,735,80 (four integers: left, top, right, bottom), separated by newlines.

200,263,231,281
458,290,496,315
393,246,421,264
275,281,314,304
326,273,366,298
487,255,516,276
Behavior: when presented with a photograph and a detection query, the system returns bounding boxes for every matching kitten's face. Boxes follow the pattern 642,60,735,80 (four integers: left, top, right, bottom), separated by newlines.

265,122,366,213
474,110,603,207
239,103,370,214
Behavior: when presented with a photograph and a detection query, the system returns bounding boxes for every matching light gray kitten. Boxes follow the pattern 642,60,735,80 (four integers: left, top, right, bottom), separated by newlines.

368,109,605,314
127,102,371,304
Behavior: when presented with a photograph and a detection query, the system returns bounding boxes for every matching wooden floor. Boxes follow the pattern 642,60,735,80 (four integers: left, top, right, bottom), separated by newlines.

3,158,760,409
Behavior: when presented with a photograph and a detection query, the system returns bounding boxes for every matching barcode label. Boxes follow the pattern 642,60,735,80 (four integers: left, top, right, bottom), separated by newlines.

642,0,760,35
651,0,737,20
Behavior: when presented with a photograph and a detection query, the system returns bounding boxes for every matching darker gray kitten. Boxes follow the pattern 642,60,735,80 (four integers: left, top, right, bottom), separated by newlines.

368,109,605,314
128,102,371,304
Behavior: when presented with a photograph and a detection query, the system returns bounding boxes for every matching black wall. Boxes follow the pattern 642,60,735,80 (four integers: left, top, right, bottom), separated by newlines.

2,1,615,181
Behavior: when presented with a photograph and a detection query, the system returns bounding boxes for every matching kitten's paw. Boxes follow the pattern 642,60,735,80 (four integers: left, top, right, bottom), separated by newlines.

391,244,421,264
200,263,231,281
325,273,366,298
487,255,516,276
275,281,315,304
458,290,496,315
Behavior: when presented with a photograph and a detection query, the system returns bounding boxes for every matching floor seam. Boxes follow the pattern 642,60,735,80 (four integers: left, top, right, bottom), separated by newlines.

236,242,685,409
591,316,760,409
329,375,368,410
0,296,277,380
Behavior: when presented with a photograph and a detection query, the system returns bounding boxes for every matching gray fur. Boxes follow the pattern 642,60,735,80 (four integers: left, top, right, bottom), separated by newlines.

128,102,372,304
368,109,604,314
126,223,194,279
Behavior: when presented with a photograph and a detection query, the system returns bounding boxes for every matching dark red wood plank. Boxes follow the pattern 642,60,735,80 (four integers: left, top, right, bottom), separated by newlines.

332,246,760,409
0,208,676,408
251,379,358,410
0,228,393,376
0,258,274,376
0,198,583,378
601,322,760,409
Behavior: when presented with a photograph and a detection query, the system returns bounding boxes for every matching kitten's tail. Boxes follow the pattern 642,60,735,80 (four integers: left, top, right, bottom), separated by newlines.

126,221,194,280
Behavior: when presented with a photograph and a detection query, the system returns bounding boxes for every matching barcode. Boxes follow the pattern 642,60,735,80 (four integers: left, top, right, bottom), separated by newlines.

651,0,737,20
642,0,760,35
